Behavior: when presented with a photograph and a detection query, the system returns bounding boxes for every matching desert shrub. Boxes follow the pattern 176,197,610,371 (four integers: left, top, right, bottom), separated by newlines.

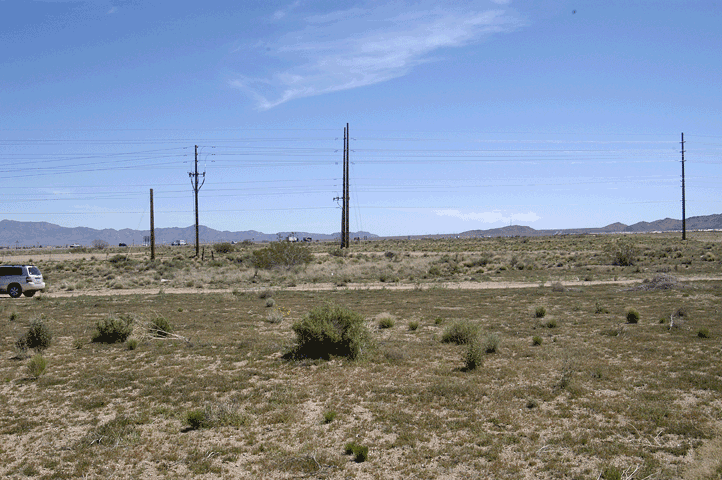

185,409,206,430
323,410,337,424
27,354,47,379
258,289,274,299
344,442,368,463
266,308,285,324
93,314,134,343
535,306,546,318
378,317,395,329
532,335,543,346
252,241,312,270
594,301,610,314
92,239,109,249
9,311,19,321
544,318,557,328
288,304,370,360
464,337,484,370
698,328,710,339
607,238,638,266
434,317,444,325
149,315,172,337
72,338,85,350
126,339,139,350
213,242,235,254
626,309,640,324
265,298,276,308
441,321,479,345
18,317,53,353
551,282,565,292
483,333,500,353
601,466,622,480
408,321,419,331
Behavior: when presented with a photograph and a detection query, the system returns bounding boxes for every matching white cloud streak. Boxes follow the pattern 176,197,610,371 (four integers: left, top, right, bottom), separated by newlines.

230,3,523,110
435,209,540,224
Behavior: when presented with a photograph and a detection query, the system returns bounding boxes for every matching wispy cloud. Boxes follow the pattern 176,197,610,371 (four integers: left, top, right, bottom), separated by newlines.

230,2,523,110
272,0,301,20
435,209,540,224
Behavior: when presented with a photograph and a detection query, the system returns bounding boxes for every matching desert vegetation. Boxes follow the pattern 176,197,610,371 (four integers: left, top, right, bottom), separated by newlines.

0,232,721,478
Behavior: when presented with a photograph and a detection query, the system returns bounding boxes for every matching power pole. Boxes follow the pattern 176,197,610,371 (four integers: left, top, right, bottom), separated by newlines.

681,133,686,241
344,122,350,248
189,145,206,257
335,126,349,248
150,189,155,260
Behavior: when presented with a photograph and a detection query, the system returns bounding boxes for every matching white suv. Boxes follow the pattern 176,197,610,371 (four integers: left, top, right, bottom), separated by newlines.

0,265,46,298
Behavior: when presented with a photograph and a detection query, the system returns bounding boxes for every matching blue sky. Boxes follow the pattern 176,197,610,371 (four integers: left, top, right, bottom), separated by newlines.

1,0,720,237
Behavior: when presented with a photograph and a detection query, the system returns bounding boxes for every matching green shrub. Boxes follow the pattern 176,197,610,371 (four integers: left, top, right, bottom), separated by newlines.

213,242,235,254
698,328,710,339
149,315,172,337
535,306,546,318
27,354,47,379
601,466,622,480
607,238,638,266
323,410,337,424
532,335,543,346
344,442,368,463
18,317,53,353
464,337,484,370
252,241,312,270
92,314,134,343
126,339,138,350
288,304,370,360
545,318,557,329
186,409,207,430
626,309,640,324
483,333,500,353
434,317,444,325
9,311,19,321
441,321,479,345
265,298,276,308
408,321,419,331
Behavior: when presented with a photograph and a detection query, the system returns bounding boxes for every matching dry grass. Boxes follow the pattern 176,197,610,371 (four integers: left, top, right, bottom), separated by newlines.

1,232,721,478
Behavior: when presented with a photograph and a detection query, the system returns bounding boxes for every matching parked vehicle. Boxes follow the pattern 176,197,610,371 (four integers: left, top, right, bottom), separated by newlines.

171,240,187,246
119,243,127,247
0,265,46,298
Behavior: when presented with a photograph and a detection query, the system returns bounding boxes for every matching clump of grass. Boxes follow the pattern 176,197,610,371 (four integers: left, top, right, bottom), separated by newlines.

185,402,246,430
408,321,419,331
464,337,484,370
441,320,479,345
626,308,640,324
149,315,172,337
185,409,206,430
258,289,274,299
265,298,276,308
126,339,139,350
434,316,444,325
288,304,371,360
92,314,134,343
483,333,500,353
697,328,710,339
532,335,543,346
535,306,546,318
26,354,47,379
9,311,19,321
601,466,622,480
323,410,337,424
544,318,557,329
344,442,368,463
72,338,85,350
551,282,565,292
378,317,395,329
594,301,610,314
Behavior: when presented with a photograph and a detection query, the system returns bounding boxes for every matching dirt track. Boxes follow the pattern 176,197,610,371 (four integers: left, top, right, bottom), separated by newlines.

35,275,722,298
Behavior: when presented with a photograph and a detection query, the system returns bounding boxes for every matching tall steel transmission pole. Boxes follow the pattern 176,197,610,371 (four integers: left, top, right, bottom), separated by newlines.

344,123,350,248
680,133,686,241
189,145,206,257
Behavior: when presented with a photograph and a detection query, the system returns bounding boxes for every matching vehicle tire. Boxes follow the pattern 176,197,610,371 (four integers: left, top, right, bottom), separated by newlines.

8,284,22,298
23,291,36,298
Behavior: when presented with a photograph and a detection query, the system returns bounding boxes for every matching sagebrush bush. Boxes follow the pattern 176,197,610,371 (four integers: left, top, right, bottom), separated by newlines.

93,314,134,343
185,409,206,430
265,298,276,308
697,328,710,339
126,339,139,350
323,410,337,424
378,317,395,329
626,309,640,324
532,335,543,346
213,242,235,254
408,321,419,331
441,321,479,345
289,304,370,360
464,337,484,370
252,241,312,270
535,306,546,318
18,317,53,353
344,442,368,463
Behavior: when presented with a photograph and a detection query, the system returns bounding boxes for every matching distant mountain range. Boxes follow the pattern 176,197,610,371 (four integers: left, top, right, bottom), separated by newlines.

0,220,376,247
0,214,720,247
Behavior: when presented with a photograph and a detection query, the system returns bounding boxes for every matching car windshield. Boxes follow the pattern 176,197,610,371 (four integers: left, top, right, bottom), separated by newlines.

28,267,42,276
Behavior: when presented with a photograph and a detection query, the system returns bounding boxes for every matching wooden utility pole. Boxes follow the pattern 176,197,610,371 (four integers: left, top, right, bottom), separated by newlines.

681,133,686,241
189,145,205,257
344,122,350,248
150,189,155,260
342,126,347,248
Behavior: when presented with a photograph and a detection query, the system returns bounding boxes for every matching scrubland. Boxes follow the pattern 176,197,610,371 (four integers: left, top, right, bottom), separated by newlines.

1,233,721,479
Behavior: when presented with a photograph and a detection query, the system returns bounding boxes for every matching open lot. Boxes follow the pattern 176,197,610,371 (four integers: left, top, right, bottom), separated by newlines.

1,233,721,479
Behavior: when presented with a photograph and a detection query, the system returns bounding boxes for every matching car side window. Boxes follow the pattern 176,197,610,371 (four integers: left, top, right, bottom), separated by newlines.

28,267,42,276
0,267,23,276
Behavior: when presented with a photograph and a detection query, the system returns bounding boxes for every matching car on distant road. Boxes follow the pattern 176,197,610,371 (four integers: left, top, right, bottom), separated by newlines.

171,240,187,246
0,265,46,298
